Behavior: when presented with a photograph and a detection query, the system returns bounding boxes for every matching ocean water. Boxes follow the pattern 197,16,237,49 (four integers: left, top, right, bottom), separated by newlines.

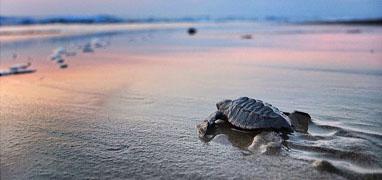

0,22,381,179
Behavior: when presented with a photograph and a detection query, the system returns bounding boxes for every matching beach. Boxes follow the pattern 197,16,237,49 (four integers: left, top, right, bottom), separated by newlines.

1,22,382,179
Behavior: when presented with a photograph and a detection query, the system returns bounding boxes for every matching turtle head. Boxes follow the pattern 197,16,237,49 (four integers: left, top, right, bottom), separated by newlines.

197,120,215,139
287,111,311,133
216,99,232,111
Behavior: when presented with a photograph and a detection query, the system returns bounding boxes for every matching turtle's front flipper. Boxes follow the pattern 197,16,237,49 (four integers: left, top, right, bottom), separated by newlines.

197,121,209,138
197,111,227,137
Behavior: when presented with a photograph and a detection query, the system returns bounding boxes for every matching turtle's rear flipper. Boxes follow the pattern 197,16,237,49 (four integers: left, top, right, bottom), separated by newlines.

287,111,311,133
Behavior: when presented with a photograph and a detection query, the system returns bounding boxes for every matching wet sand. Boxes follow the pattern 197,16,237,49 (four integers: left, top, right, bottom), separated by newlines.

1,22,382,179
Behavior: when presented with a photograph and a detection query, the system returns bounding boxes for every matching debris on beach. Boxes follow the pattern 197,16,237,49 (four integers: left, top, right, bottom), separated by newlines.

50,51,65,65
50,47,65,61
50,47,77,60
91,38,108,48
0,62,36,77
56,58,65,64
241,34,253,39
65,51,77,57
51,54,62,61
53,56,67,69
82,43,94,53
12,53,18,59
46,38,111,71
53,47,66,55
9,62,31,71
187,27,197,35
346,29,361,34
12,68,36,75
0,70,12,76
49,46,79,69
58,63,68,69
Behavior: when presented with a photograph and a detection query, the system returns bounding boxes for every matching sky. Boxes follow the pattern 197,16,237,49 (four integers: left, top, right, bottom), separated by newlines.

1,0,382,20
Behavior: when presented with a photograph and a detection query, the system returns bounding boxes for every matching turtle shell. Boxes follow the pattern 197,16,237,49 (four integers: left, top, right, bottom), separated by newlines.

224,97,292,132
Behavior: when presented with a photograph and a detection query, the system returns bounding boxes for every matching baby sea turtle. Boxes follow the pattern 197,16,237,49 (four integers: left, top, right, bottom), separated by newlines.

198,97,311,137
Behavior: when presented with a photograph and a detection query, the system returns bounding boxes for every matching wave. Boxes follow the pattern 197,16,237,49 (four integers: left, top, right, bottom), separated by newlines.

1,15,381,26
302,18,382,26
0,15,124,26
0,15,213,26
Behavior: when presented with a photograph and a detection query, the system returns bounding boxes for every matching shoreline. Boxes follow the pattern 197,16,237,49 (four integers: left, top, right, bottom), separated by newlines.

0,22,204,42
1,14,382,26
301,18,382,26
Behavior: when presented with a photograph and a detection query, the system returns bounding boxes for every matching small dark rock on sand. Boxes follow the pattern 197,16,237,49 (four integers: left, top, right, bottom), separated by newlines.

241,34,253,39
187,27,197,35
346,29,361,34
59,64,68,69
56,58,65,63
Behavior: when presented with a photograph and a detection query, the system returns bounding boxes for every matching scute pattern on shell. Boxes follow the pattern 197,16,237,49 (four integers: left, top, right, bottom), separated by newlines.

225,97,292,131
